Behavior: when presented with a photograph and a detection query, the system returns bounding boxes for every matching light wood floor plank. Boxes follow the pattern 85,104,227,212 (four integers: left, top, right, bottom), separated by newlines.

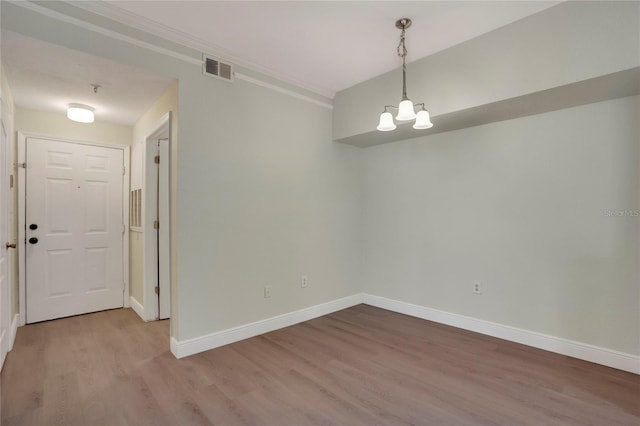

1,305,638,425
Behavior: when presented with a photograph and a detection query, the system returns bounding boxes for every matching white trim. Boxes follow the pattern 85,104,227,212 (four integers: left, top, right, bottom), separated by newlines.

0,314,15,372
129,296,148,322
170,294,364,359
17,134,25,326
0,101,11,370
16,132,131,151
8,314,19,352
235,73,333,110
8,0,201,66
10,1,336,108
363,294,640,375
142,113,172,322
122,146,131,309
168,292,639,373
17,132,130,324
170,335,179,357
0,329,5,370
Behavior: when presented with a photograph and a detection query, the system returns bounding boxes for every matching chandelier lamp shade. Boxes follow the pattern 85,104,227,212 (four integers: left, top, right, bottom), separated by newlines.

377,18,434,132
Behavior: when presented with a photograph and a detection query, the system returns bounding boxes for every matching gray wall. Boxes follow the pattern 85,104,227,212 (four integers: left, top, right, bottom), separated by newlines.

2,2,364,341
2,1,638,357
363,96,639,355
177,75,364,339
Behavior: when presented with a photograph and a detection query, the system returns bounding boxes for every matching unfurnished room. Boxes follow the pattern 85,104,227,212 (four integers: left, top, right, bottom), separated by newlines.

0,1,638,425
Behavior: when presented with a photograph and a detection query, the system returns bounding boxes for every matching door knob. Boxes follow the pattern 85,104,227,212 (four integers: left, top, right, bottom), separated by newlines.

29,237,38,244
5,242,16,249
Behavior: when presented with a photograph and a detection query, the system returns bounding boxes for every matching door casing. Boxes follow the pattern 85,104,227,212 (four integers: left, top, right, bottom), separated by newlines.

17,132,130,326
0,118,11,369
142,113,171,321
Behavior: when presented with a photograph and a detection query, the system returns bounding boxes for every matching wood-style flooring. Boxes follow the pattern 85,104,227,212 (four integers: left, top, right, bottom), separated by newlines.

1,304,638,425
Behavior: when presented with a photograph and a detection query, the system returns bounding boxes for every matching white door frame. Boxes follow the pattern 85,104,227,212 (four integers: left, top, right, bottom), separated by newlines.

142,112,171,321
17,132,130,326
0,104,13,369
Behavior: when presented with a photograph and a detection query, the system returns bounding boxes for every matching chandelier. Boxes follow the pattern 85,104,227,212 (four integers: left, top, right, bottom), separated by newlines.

377,18,433,132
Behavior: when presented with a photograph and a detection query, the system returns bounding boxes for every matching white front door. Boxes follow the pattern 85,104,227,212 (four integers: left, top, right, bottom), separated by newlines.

26,138,124,323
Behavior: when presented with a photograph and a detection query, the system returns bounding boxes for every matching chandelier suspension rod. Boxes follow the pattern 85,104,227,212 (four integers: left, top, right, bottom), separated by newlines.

398,21,409,101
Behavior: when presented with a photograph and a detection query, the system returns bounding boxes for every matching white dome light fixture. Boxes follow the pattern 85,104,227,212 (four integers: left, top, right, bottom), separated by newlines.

67,103,95,123
377,18,434,132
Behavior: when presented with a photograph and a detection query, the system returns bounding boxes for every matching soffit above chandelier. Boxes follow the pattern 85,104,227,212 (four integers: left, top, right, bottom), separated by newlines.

377,18,433,132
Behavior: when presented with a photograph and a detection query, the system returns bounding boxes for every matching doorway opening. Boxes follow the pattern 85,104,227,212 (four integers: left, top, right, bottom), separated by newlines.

143,113,171,321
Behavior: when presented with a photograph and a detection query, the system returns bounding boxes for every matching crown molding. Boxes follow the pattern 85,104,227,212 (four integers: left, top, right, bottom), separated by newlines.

235,73,333,110
7,0,202,66
67,1,336,100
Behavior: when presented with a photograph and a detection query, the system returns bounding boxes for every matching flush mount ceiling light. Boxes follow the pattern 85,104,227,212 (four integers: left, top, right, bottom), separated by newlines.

377,18,433,132
67,84,100,123
67,103,95,123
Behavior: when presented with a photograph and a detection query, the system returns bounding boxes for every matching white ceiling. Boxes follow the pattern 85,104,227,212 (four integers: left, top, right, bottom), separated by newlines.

79,0,561,97
1,1,561,125
1,30,174,125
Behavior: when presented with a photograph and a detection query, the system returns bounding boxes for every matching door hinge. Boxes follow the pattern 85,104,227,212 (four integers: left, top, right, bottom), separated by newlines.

17,162,26,169
154,155,160,164
9,175,13,189
122,166,126,175
154,286,159,295
153,220,160,229
122,223,125,234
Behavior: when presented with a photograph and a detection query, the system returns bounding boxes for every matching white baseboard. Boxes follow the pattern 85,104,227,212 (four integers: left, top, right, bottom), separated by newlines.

363,294,640,374
0,314,19,371
0,330,5,371
168,291,639,374
171,294,364,359
9,314,19,351
129,296,149,321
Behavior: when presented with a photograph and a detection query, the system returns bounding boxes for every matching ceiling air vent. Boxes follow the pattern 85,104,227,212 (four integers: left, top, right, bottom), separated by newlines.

203,55,234,82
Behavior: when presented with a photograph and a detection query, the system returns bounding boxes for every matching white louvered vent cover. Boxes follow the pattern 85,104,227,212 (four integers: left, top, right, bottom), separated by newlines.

130,188,142,230
203,55,234,82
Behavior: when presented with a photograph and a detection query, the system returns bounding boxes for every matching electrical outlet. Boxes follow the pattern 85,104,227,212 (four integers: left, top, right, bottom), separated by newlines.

264,285,272,298
301,275,308,288
473,281,482,295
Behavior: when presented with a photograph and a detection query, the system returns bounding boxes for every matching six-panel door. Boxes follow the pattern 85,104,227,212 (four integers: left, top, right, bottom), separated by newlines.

26,138,124,323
